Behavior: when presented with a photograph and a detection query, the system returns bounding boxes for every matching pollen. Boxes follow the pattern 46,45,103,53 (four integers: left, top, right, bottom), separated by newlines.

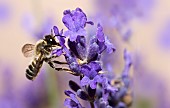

78,58,87,65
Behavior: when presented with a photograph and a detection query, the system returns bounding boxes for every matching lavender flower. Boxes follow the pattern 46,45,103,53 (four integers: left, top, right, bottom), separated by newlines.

134,53,170,108
0,66,24,108
52,8,132,108
64,90,83,108
93,49,133,108
63,24,115,87
94,0,154,41
21,72,50,108
62,8,93,41
0,63,55,108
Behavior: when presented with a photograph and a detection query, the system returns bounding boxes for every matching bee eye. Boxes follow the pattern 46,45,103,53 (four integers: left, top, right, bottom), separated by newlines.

50,39,53,42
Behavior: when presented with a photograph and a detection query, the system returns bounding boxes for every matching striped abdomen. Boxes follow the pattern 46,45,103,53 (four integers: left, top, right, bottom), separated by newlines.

26,54,44,80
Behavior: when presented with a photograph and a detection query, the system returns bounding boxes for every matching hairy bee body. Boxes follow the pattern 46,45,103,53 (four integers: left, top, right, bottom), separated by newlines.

22,34,59,80
26,54,44,80
26,39,50,80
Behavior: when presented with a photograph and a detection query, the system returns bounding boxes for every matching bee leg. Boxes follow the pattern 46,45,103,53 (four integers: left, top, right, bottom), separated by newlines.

54,67,80,76
47,61,55,68
45,56,67,64
54,67,71,71
52,60,68,64
46,60,70,72
46,60,79,75
48,55,59,59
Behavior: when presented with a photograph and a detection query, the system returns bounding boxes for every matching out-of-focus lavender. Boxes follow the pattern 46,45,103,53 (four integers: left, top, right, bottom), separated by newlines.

0,65,24,108
93,0,155,41
157,19,170,51
21,14,54,40
20,71,52,108
0,63,55,108
0,2,11,23
134,54,170,108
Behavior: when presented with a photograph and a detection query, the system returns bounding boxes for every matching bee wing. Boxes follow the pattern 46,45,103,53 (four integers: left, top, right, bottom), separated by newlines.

22,44,35,57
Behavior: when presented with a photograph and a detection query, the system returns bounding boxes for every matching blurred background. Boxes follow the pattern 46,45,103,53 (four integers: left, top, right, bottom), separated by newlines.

0,0,170,108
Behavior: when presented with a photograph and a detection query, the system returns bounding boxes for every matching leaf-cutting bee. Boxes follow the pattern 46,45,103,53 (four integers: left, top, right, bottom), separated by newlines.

22,30,70,80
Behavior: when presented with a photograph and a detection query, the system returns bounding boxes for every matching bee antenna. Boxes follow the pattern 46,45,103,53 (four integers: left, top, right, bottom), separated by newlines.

51,29,54,36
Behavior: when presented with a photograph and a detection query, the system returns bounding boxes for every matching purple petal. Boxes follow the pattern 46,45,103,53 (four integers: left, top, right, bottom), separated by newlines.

53,26,59,35
93,75,103,83
90,75,103,89
81,65,91,76
96,24,105,42
60,29,64,35
69,62,81,74
89,36,97,44
58,37,65,47
75,7,82,12
64,91,79,105
77,28,86,36
102,77,118,94
89,70,98,79
70,94,79,104
64,49,81,74
70,32,77,41
90,80,97,89
64,90,75,97
64,98,77,108
98,41,106,54
77,89,89,100
63,9,71,15
87,42,99,62
53,26,65,46
86,21,94,25
76,36,86,46
106,84,118,94
81,76,90,86
89,61,102,72
76,36,87,60
105,36,116,54
62,14,74,30
76,43,86,60
64,30,71,37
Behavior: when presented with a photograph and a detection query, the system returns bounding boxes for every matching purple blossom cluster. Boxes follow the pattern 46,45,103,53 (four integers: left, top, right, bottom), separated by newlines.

94,0,154,41
0,65,50,108
49,8,133,108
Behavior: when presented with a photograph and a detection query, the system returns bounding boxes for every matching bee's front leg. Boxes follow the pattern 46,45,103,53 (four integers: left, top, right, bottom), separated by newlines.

45,59,78,75
44,58,72,72
45,55,68,64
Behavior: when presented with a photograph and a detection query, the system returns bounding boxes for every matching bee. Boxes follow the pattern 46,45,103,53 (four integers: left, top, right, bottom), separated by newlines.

22,30,70,80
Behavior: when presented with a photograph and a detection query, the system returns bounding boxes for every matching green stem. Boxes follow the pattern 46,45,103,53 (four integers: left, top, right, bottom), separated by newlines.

90,102,95,108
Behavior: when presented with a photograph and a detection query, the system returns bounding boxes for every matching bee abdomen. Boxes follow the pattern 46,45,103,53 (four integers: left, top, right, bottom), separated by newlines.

26,68,35,80
26,57,43,80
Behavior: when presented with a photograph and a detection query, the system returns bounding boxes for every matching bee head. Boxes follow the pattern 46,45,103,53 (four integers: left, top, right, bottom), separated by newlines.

44,35,58,46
